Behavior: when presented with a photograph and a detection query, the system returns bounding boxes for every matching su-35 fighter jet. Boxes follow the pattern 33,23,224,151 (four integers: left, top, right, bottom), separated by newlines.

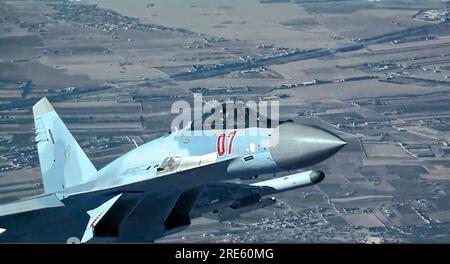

0,98,345,242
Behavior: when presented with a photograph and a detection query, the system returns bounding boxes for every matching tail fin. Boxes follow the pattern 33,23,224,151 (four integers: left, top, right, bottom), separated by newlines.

33,98,97,193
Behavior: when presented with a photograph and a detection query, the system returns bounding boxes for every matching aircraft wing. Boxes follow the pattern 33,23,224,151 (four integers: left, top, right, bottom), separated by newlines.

87,156,240,242
0,157,238,243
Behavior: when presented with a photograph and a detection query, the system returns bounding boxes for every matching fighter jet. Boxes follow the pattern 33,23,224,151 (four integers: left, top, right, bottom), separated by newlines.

0,98,345,242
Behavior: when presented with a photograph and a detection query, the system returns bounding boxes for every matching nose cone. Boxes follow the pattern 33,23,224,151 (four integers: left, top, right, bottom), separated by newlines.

310,170,325,184
270,123,346,170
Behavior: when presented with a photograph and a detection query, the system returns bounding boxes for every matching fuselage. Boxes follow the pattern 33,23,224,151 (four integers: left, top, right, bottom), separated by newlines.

97,127,277,180
59,123,345,199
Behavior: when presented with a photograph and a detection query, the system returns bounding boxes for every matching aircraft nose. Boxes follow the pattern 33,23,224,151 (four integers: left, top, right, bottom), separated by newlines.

269,123,346,170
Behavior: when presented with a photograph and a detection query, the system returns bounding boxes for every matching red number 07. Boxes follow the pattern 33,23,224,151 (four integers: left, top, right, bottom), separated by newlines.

216,131,237,157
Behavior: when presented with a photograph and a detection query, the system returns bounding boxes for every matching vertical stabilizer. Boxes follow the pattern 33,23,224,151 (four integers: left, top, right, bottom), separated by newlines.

33,98,97,193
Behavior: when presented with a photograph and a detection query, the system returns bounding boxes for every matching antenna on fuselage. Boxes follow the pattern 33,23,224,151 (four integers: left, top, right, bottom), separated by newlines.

132,139,139,148
128,137,138,148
